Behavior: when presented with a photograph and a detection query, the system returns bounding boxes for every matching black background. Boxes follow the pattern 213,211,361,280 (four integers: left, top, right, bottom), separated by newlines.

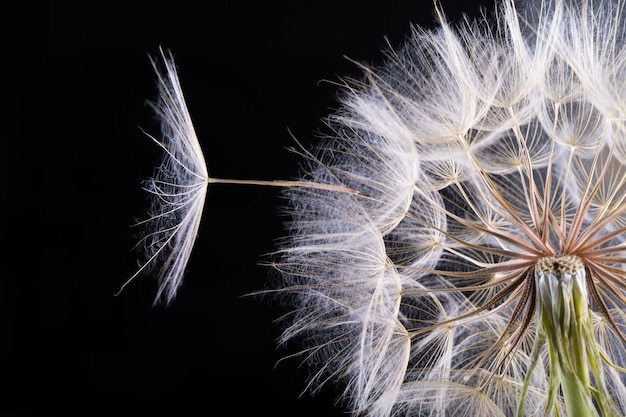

8,1,494,416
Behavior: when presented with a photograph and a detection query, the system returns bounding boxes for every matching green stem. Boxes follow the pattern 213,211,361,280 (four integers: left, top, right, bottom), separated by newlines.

559,284,595,417
560,366,595,417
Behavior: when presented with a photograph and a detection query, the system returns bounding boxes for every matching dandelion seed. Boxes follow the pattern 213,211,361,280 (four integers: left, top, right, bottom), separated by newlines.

122,50,357,305
129,0,626,415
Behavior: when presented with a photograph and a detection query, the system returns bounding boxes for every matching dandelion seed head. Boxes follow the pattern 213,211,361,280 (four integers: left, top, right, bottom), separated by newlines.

271,1,626,416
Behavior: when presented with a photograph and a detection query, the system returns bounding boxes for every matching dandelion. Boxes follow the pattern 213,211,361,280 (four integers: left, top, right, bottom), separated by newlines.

128,0,626,415
272,1,626,415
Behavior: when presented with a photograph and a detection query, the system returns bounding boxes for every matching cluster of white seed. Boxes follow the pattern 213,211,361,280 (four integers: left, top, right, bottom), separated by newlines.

271,1,626,416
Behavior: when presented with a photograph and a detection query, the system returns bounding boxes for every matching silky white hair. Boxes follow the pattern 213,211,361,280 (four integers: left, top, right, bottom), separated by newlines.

127,1,626,416
119,48,209,305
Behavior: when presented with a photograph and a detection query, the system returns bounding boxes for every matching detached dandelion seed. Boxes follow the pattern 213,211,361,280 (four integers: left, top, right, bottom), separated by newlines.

129,0,626,415
121,50,357,304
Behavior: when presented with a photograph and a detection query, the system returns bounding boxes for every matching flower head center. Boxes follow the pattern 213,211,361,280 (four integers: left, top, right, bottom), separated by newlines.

535,255,584,281
534,254,588,313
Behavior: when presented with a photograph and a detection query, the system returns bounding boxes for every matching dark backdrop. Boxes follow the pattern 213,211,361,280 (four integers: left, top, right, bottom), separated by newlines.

7,1,494,416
